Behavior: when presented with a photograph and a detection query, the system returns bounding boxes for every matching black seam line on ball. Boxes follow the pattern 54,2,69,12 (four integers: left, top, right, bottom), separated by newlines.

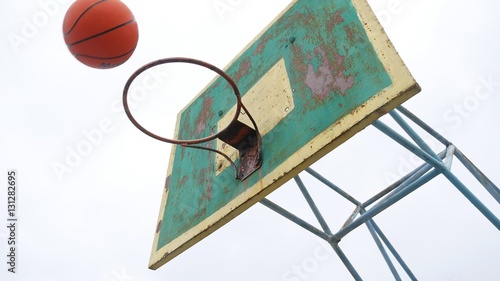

64,0,110,36
67,19,136,47
74,47,136,59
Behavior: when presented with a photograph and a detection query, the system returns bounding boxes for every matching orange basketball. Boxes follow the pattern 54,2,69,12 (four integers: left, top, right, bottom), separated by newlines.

63,0,139,69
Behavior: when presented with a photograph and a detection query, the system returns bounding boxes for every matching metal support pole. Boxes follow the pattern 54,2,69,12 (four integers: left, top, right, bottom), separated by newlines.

367,218,418,281
295,175,333,235
359,149,443,208
396,105,451,146
333,169,441,241
364,160,434,210
305,167,361,205
330,242,363,281
444,170,500,230
259,107,498,280
364,218,402,280
454,148,500,204
373,119,500,230
259,198,332,242
389,110,440,161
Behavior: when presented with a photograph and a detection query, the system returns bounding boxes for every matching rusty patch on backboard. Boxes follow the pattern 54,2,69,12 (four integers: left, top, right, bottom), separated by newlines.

234,57,252,83
327,10,344,31
200,180,213,205
198,169,207,186
344,25,355,44
304,46,355,102
332,49,355,96
194,97,214,136
254,35,269,55
179,175,188,188
164,175,171,192
156,220,162,233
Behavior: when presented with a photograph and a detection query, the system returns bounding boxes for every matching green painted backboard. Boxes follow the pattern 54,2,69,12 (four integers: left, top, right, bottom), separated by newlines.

150,0,420,269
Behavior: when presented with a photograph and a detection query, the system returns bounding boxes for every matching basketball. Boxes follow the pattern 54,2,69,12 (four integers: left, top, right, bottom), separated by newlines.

62,0,139,69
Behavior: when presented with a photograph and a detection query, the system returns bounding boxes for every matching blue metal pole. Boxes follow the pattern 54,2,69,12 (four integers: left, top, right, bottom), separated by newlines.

372,120,446,172
305,167,361,206
373,119,500,230
442,169,500,230
294,175,333,235
364,217,402,280
360,148,444,208
362,172,414,209
259,198,332,242
261,197,364,280
342,206,362,229
397,105,452,147
367,218,418,281
454,148,500,204
329,242,363,281
333,169,441,240
390,110,440,161
364,160,434,211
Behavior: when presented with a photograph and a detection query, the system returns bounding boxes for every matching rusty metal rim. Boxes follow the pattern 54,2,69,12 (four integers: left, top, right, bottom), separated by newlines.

122,57,243,145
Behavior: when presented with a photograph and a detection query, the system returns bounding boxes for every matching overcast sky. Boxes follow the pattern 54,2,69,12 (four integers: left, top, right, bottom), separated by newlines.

1,0,499,280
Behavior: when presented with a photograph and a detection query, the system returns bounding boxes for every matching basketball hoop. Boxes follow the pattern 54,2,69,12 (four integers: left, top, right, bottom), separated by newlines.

123,57,262,180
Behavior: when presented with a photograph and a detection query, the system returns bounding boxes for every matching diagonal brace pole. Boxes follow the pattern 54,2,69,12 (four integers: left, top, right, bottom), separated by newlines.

295,175,333,235
372,119,500,230
454,148,500,204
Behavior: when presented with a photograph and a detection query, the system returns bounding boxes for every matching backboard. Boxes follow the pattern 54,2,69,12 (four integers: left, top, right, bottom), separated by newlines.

149,0,420,269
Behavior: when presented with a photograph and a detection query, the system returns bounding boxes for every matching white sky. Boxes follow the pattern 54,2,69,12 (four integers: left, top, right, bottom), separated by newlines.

1,0,499,280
